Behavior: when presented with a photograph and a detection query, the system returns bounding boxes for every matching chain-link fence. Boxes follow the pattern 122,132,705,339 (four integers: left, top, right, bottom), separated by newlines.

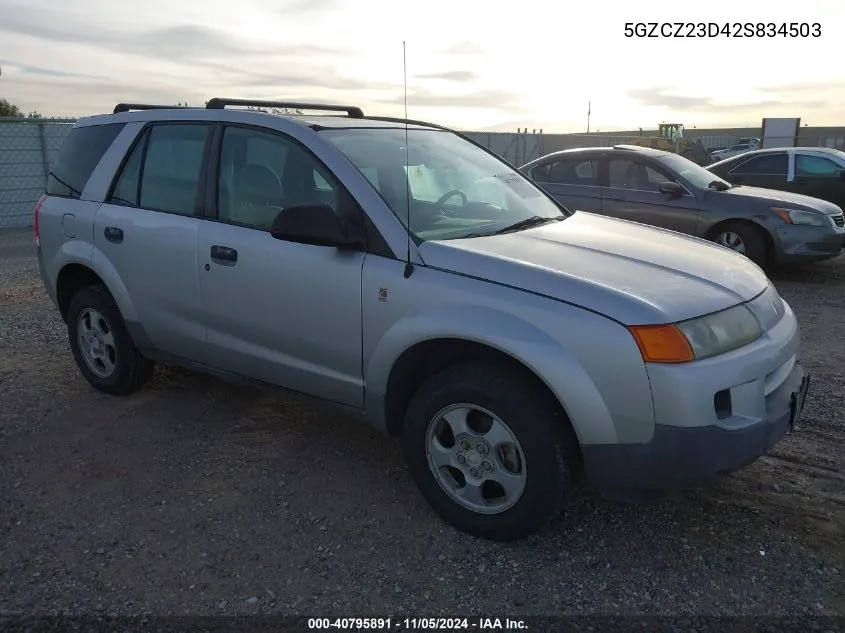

0,118,75,229
462,131,545,166
2,117,845,232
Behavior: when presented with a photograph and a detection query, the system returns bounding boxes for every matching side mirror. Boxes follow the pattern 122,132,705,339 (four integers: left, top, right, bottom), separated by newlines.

270,204,364,250
659,181,685,198
839,169,845,181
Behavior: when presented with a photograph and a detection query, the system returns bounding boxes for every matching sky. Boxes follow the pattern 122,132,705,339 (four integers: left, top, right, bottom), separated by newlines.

1,0,844,132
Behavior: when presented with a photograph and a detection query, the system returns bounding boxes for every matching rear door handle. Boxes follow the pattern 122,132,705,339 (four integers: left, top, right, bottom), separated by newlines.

210,244,238,263
104,226,123,243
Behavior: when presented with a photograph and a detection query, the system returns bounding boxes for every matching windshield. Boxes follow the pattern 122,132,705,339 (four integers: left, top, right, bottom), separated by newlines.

319,127,565,241
824,149,845,166
656,153,731,190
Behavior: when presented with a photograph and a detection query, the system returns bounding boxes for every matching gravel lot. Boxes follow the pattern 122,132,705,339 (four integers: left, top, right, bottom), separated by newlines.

0,227,843,617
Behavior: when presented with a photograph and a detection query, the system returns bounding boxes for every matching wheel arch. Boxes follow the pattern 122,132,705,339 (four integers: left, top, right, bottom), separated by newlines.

56,264,106,322
705,218,774,263
382,337,582,460
55,249,138,326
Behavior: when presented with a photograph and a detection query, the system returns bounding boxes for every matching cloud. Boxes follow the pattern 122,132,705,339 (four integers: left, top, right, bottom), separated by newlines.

626,86,828,112
0,60,100,79
0,5,344,62
416,71,477,82
0,3,380,108
439,42,485,55
377,88,524,111
270,0,338,14
758,80,845,97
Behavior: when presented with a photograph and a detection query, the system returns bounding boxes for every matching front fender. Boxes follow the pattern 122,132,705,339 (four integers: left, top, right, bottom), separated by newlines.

364,304,619,445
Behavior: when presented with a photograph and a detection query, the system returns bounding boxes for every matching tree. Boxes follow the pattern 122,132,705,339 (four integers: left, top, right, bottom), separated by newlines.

0,98,23,117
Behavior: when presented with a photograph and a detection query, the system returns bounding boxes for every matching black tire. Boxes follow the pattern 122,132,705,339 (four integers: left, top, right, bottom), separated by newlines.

66,284,155,395
712,222,768,267
401,362,574,541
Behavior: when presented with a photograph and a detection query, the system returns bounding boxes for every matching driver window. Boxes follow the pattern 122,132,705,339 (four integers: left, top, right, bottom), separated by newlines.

608,159,670,192
218,126,339,230
795,155,840,176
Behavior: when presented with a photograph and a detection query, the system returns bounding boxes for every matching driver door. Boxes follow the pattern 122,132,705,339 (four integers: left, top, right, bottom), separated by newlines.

601,157,700,235
196,124,366,408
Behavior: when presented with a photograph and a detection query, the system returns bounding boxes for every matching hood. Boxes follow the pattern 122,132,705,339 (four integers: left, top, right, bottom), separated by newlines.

714,185,843,215
419,212,769,325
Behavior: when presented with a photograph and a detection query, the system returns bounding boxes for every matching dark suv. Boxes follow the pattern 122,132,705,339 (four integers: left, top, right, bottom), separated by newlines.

521,145,844,267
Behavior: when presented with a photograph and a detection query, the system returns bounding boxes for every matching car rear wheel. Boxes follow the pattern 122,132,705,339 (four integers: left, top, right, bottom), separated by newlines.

67,284,155,395
401,362,573,541
712,222,767,267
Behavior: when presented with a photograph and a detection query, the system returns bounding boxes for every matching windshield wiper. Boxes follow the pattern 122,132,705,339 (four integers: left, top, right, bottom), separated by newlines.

494,215,563,235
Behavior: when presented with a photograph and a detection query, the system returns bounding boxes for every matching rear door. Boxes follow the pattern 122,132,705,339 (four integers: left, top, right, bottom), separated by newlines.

527,155,602,213
601,156,700,235
721,152,789,189
786,153,845,208
94,122,212,360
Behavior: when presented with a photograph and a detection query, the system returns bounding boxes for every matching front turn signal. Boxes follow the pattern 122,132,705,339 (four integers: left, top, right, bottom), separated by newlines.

627,324,695,363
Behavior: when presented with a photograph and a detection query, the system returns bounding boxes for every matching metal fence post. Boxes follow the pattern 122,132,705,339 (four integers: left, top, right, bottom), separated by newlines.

37,121,49,188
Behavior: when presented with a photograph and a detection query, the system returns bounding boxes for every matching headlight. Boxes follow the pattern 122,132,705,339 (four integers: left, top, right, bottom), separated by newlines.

628,304,763,363
772,207,827,226
676,304,762,360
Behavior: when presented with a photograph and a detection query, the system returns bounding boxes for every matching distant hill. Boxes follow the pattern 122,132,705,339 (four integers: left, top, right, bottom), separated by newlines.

475,120,632,134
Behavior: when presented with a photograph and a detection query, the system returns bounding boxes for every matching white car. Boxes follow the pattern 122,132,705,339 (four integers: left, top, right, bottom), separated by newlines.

711,140,760,162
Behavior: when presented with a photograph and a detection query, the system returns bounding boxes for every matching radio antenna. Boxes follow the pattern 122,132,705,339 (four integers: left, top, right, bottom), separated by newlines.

402,40,414,279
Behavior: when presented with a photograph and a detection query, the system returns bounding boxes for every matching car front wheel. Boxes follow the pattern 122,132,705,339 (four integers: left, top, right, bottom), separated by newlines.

402,362,573,541
712,222,768,267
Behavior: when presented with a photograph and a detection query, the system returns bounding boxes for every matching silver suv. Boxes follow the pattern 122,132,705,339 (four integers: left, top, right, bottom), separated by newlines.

36,98,810,541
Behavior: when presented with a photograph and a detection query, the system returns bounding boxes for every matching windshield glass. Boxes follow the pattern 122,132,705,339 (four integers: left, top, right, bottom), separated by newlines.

824,149,845,165
656,154,731,190
319,127,565,241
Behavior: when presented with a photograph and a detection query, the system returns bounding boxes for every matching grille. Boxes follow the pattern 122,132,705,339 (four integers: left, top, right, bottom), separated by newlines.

833,213,845,228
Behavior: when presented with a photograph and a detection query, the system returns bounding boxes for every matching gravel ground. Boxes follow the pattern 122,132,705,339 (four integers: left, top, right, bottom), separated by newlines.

0,227,843,617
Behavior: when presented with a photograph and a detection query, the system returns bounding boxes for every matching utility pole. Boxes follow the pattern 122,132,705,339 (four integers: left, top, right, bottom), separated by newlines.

587,101,591,134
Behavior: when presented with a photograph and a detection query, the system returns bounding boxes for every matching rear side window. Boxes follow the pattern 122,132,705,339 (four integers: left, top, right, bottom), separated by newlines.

46,123,125,198
548,159,600,186
109,123,211,215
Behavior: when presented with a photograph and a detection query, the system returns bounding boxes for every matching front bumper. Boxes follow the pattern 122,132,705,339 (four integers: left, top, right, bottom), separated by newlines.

583,291,808,493
772,224,842,264
582,361,808,492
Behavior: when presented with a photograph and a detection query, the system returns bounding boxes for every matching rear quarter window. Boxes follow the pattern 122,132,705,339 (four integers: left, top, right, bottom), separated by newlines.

46,123,126,199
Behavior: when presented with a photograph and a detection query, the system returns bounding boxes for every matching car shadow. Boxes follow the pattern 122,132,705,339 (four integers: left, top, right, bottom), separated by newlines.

766,256,845,286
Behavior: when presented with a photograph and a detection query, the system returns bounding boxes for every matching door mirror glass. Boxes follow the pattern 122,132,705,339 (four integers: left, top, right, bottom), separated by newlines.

270,204,364,250
658,181,684,198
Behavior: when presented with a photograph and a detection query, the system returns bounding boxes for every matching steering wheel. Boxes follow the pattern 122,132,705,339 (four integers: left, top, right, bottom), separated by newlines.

435,190,468,208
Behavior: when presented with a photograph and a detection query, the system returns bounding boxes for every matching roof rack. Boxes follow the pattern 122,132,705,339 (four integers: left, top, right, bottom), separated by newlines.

365,116,452,132
205,98,364,118
113,103,193,114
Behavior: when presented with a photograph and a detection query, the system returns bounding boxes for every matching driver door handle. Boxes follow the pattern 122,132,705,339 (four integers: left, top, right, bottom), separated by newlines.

210,244,238,263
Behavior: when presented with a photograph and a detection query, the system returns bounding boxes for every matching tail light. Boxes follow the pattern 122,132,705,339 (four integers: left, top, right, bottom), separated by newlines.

34,194,46,247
